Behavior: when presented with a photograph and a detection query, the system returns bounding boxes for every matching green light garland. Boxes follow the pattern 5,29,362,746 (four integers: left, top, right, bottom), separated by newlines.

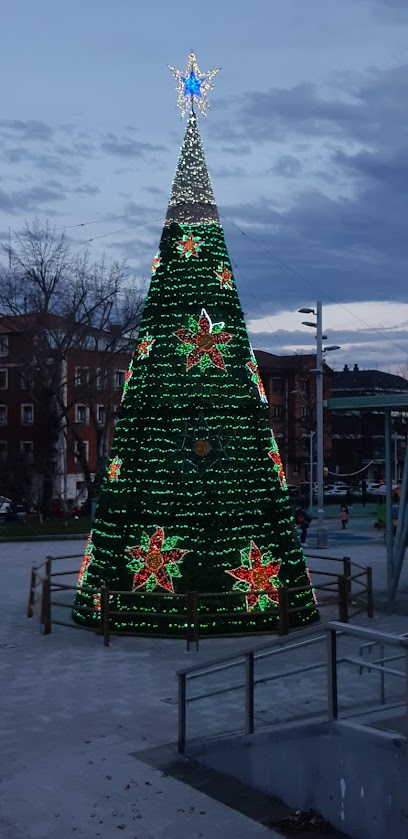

72,108,318,636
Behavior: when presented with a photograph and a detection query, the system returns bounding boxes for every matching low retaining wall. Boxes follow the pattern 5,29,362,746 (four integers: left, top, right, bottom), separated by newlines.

196,719,408,839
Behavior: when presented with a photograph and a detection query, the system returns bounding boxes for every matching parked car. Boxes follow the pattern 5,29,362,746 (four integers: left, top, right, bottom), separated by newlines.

324,484,348,496
0,496,11,516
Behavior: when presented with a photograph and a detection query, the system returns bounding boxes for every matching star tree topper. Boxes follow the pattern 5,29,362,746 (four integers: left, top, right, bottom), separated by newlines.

168,51,220,118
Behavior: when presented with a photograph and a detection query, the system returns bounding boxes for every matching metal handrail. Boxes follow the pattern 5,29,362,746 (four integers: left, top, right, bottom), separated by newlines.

178,621,408,753
327,621,408,648
185,632,328,682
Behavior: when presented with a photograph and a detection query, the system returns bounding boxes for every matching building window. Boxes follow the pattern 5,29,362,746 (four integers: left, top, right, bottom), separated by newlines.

0,369,8,390
115,370,126,390
301,406,308,419
20,441,34,463
75,404,88,425
0,335,8,356
21,404,34,425
273,378,284,393
96,368,105,390
0,405,7,425
21,369,33,390
97,405,106,425
272,405,285,420
75,366,89,387
74,439,89,461
0,441,7,461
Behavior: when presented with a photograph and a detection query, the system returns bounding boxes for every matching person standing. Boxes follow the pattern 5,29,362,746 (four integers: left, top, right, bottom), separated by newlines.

340,504,349,530
296,508,311,546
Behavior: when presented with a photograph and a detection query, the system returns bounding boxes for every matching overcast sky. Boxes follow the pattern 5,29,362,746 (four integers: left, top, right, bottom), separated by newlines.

0,0,407,372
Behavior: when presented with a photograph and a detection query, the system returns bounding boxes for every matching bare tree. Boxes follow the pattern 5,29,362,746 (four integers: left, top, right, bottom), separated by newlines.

0,220,144,515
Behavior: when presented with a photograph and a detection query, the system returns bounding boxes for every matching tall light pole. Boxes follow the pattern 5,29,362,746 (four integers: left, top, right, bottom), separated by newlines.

309,430,316,514
299,303,340,549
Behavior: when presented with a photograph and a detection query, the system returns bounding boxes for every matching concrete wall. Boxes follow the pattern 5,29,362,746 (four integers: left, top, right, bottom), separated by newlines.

197,720,408,839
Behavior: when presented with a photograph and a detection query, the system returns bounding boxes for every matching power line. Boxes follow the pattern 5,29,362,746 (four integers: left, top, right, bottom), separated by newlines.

69,216,163,246
57,207,162,231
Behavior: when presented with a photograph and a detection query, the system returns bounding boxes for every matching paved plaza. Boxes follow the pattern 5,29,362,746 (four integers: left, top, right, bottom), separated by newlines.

0,512,407,838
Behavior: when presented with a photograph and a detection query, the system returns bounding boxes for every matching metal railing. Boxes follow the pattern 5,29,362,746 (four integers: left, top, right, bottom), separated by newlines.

27,552,374,646
327,622,408,720
177,621,408,753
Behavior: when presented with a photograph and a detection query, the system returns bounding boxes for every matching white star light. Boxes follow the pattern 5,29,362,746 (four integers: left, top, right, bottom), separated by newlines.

168,51,220,119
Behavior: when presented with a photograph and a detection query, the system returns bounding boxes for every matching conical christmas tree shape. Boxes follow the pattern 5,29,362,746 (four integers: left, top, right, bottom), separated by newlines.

73,74,318,635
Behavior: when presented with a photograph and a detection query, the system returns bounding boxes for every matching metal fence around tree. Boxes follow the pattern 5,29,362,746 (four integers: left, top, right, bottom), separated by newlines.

27,552,373,650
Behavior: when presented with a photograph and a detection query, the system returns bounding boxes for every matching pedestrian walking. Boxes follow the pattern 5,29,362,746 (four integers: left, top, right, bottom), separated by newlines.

296,507,311,546
340,504,349,530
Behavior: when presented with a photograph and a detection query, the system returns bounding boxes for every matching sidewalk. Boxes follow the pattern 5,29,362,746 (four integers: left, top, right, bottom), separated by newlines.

0,531,407,838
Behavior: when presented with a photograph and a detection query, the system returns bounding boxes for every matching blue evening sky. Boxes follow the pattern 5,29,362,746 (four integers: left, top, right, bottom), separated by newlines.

0,0,407,370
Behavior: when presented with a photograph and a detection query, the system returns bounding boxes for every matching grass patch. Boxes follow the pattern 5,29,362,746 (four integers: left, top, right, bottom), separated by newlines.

0,516,91,539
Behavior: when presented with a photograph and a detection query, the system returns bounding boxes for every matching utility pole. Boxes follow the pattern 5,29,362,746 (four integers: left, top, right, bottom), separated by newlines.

315,302,327,548
299,303,340,549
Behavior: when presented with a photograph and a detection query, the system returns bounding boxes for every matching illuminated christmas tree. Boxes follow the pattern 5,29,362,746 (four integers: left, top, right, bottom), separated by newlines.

73,52,318,635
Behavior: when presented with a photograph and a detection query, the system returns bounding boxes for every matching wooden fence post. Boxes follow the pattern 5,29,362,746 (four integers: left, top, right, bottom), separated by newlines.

100,586,110,647
186,591,193,652
343,556,351,601
27,566,36,618
338,575,348,623
278,587,289,636
42,576,52,635
192,591,199,652
366,566,374,618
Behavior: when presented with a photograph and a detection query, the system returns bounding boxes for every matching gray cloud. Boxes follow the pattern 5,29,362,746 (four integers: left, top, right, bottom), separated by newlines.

213,64,408,148
270,155,303,178
0,119,54,142
100,132,166,158
73,184,100,196
0,184,66,214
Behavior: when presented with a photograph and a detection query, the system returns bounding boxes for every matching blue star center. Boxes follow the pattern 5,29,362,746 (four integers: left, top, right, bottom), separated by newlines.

182,71,204,98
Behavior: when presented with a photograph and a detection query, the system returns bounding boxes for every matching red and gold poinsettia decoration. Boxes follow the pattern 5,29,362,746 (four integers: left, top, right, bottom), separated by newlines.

226,540,282,611
246,349,268,404
120,360,134,403
174,308,232,371
215,261,234,290
176,232,203,259
151,250,161,275
268,434,288,490
107,454,122,482
136,333,155,361
125,527,188,593
77,531,94,589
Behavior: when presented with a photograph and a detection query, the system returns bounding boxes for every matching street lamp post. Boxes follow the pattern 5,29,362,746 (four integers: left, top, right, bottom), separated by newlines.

309,430,316,514
299,303,340,549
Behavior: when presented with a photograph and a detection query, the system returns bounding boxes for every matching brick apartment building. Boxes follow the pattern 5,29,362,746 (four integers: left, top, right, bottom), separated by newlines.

0,314,332,504
255,350,333,487
0,315,130,505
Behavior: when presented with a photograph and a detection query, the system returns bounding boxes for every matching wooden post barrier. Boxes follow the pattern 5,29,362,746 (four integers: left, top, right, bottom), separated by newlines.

343,556,351,601
42,576,52,635
45,556,52,579
191,591,199,652
338,575,348,623
27,566,37,618
186,591,194,652
366,566,374,618
100,586,110,647
278,587,289,636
